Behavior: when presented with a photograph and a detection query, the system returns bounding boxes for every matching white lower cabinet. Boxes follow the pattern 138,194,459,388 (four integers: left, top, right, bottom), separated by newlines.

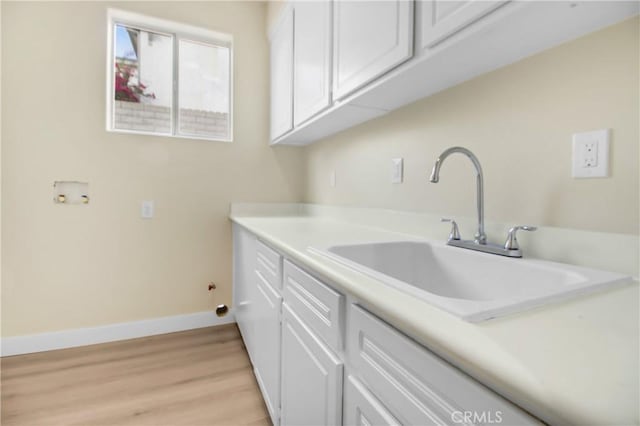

283,260,344,352
343,375,400,426
346,303,540,426
232,225,282,426
281,303,343,426
232,224,257,356
233,228,541,426
253,269,282,424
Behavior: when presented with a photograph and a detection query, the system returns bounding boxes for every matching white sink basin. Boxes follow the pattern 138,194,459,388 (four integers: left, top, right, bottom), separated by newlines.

310,240,630,322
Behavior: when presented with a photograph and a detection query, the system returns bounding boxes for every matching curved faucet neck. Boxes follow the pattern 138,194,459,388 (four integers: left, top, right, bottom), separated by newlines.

429,147,486,244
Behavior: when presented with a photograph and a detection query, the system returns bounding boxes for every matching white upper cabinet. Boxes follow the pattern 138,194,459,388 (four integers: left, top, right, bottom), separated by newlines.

293,1,333,126
270,1,638,145
332,0,414,101
270,6,294,141
420,0,507,49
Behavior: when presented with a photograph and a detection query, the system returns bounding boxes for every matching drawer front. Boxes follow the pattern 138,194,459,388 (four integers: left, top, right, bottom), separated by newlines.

283,260,344,351
347,304,539,426
256,240,282,290
344,375,400,426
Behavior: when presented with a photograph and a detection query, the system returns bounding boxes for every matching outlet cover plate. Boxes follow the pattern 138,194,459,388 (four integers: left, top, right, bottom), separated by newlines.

572,129,609,178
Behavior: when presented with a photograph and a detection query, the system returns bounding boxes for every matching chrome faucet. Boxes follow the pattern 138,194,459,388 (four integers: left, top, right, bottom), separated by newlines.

429,147,486,244
430,147,536,258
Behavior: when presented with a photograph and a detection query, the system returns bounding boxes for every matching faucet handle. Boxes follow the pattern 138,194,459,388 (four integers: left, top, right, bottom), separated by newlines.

504,225,537,251
441,218,461,241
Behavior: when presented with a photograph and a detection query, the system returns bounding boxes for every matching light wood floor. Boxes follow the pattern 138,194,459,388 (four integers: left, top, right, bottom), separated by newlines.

1,324,270,426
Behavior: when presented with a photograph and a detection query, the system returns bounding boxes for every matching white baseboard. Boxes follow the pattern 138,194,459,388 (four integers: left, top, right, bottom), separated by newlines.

1,310,235,357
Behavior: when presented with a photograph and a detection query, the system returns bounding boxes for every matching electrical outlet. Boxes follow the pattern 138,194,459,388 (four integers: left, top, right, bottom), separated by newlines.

572,129,609,178
581,142,598,167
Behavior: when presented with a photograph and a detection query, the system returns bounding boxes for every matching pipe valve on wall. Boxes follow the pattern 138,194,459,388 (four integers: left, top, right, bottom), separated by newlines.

53,181,89,204
207,282,229,317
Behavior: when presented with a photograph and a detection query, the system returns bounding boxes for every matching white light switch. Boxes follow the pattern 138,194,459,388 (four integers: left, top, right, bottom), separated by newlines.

330,170,336,187
391,158,403,184
572,129,610,178
141,200,154,219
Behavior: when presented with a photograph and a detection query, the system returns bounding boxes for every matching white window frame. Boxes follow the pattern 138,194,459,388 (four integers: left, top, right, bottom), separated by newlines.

106,8,234,142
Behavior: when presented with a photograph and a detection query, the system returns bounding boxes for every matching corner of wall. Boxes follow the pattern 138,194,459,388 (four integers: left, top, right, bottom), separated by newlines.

265,0,286,37
0,0,4,337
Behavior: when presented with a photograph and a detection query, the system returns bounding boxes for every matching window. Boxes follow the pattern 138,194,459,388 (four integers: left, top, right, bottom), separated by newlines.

107,9,233,142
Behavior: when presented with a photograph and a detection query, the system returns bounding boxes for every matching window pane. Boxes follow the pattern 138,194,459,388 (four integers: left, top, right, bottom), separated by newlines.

178,40,230,140
113,25,173,134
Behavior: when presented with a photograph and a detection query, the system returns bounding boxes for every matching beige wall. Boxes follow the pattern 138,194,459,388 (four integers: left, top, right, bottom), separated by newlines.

305,17,639,235
1,1,305,337
2,4,638,338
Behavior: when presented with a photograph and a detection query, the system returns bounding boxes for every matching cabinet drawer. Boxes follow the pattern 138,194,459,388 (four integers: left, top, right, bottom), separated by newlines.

256,240,282,290
344,375,400,426
347,304,539,425
283,260,344,351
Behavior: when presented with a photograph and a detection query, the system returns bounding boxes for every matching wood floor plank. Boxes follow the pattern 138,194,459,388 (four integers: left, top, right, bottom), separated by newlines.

3,338,246,397
1,324,271,426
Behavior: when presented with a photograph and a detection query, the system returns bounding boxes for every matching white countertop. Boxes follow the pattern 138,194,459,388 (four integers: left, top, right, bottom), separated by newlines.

230,211,639,426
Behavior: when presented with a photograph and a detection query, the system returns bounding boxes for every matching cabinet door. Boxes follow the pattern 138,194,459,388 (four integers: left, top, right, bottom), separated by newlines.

420,0,506,49
344,375,400,426
293,0,332,126
252,270,283,425
347,304,539,425
270,7,294,141
281,303,343,426
333,0,413,101
232,224,257,355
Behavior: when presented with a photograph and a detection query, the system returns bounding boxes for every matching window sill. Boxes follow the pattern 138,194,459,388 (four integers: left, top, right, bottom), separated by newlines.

106,127,233,143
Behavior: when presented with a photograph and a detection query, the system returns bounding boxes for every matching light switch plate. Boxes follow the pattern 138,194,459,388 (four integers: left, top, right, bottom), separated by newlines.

141,200,154,219
391,158,403,184
572,129,610,178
